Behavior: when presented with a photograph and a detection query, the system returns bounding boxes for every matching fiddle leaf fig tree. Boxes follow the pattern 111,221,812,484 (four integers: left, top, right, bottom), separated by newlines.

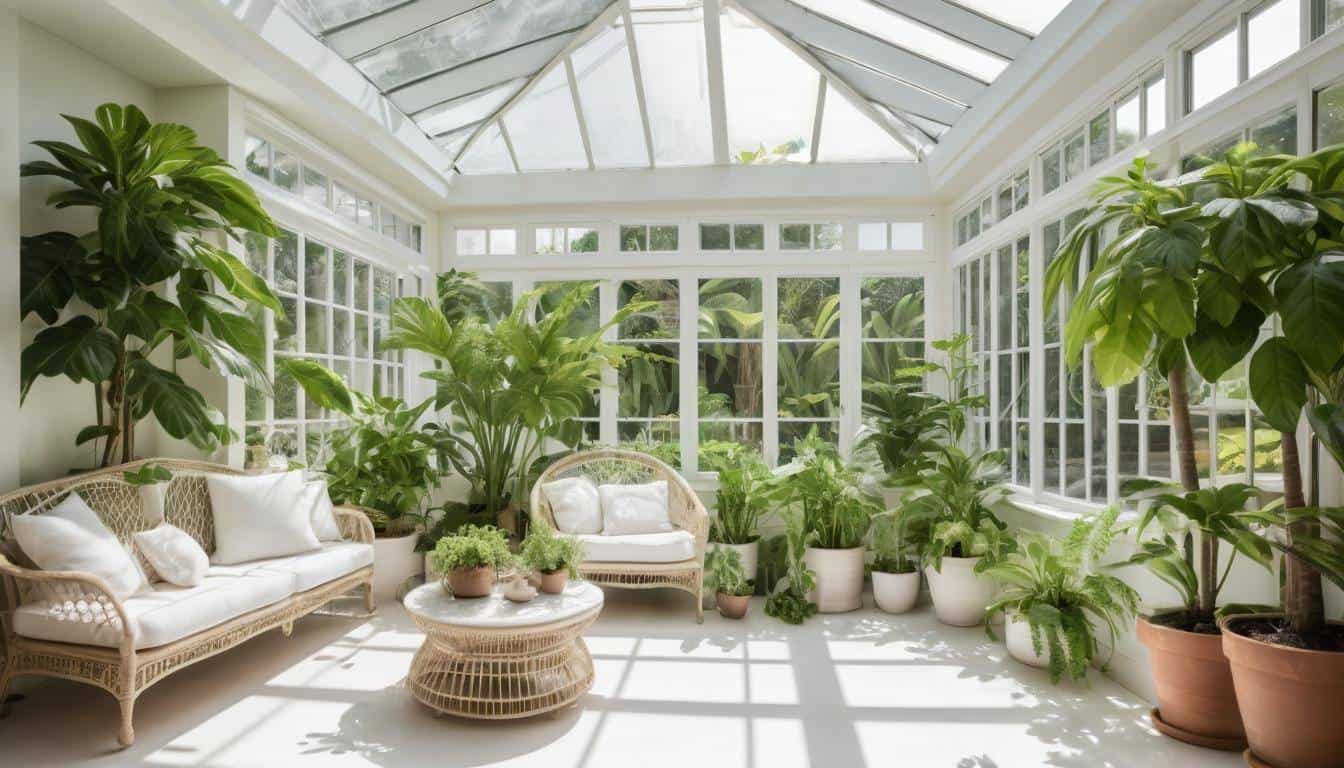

20,103,284,466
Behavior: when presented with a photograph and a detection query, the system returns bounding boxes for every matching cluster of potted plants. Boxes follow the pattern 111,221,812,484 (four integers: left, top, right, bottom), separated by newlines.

429,521,586,599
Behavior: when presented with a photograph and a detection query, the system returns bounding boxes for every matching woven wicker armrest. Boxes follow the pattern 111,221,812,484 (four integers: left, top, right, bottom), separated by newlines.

0,553,138,648
334,505,376,545
669,494,710,559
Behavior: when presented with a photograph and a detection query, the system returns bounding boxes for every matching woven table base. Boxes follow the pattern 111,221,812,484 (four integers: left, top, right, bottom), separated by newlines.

408,634,595,719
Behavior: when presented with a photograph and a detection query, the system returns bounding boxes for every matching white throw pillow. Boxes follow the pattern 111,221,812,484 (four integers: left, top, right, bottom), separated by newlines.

139,481,168,523
206,470,319,565
542,476,603,534
301,479,343,542
11,492,147,599
598,481,673,536
134,524,209,587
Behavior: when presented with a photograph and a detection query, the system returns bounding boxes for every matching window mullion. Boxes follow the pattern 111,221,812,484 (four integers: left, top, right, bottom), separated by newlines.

763,274,780,467
680,276,698,474
839,272,860,461
600,279,617,446
1029,225,1044,500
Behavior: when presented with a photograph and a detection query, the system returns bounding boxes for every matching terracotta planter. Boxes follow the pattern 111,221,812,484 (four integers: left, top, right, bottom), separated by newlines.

804,546,865,613
717,592,750,619
1221,614,1344,768
924,556,995,627
444,566,495,598
372,531,423,599
712,540,759,585
872,569,920,614
538,569,569,595
1135,615,1245,751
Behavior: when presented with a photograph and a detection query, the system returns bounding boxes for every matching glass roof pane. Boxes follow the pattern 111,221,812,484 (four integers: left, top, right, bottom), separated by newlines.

435,124,477,157
722,9,817,163
354,0,609,91
632,9,713,166
415,79,524,137
457,122,515,174
790,0,1009,82
502,65,589,171
952,0,1071,35
572,24,648,168
279,0,407,34
818,88,913,162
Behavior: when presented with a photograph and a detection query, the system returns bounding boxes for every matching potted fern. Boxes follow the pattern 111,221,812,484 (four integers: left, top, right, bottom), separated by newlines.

705,448,772,585
869,505,925,614
982,508,1140,683
519,521,584,594
706,547,754,619
430,525,513,598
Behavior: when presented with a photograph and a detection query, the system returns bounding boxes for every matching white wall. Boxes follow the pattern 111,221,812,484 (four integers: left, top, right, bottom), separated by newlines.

0,11,20,492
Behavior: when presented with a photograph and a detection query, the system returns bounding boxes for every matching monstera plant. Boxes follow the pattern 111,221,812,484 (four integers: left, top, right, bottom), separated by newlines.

19,103,340,466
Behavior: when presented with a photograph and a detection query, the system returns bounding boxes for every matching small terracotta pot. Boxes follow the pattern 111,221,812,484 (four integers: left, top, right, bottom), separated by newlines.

1135,616,1245,750
445,566,494,598
1221,614,1344,768
538,569,569,595
717,592,750,619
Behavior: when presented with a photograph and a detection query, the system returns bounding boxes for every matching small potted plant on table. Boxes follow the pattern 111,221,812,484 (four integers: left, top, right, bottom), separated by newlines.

430,524,513,598
706,547,754,619
519,521,585,594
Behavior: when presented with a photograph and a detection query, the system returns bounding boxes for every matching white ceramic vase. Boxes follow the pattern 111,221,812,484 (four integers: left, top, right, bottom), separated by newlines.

372,532,422,599
804,546,865,613
713,540,759,584
1005,613,1051,669
924,556,995,626
872,569,921,614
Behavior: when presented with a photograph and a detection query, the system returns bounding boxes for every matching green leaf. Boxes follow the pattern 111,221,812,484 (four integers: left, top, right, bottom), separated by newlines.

1133,221,1203,273
1184,305,1264,383
277,357,353,415
1143,276,1196,339
1205,198,1266,278
20,232,81,324
1248,338,1307,433
124,359,221,447
75,425,116,446
1274,255,1344,374
20,316,120,400
1092,271,1151,387
122,462,172,487
1307,404,1344,474
1196,271,1244,327
192,242,283,314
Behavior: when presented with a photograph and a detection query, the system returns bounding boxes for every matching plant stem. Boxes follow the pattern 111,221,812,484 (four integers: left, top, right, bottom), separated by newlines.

1280,429,1324,637
1168,362,1217,620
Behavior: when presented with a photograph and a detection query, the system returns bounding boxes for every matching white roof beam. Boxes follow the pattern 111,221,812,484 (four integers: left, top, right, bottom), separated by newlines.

622,2,656,168
325,0,490,59
738,0,986,106
565,57,596,170
812,49,964,126
869,0,1031,60
704,0,730,165
809,78,826,164
387,32,575,114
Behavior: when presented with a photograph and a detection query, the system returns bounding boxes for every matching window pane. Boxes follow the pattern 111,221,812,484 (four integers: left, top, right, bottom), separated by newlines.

1318,81,1344,148
503,65,588,172
244,232,268,278
536,227,564,255
858,222,887,251
274,365,297,420
572,25,647,168
334,309,351,357
891,222,923,250
457,123,515,175
489,228,516,255
619,279,679,339
538,281,600,336
620,225,648,252
305,301,328,355
997,184,1013,221
353,262,370,311
778,341,839,416
634,9,714,165
276,297,297,352
1013,172,1029,210
304,240,328,301
818,88,912,162
619,421,681,468
779,421,838,462
1322,0,1344,36
862,277,924,339
734,224,764,250
275,229,298,294
1190,27,1238,111
698,278,762,339
1063,130,1085,181
649,225,678,250
1250,106,1298,156
1116,90,1140,151
815,223,842,250
699,421,762,465
780,224,811,250
862,340,924,392
373,269,392,314
302,166,329,208
568,227,599,253
722,8,816,163
779,277,839,339
1145,75,1166,134
700,223,731,250
333,183,358,221
699,343,762,417
416,79,523,138
244,135,269,177
273,149,298,192
1248,0,1299,78
620,342,679,419
1042,146,1061,193
1089,110,1111,164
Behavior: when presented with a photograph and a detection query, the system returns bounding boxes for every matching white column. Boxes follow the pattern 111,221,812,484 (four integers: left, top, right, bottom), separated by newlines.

0,10,19,489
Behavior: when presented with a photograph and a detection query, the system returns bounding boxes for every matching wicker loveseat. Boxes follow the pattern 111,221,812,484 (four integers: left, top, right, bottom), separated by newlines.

530,449,708,622
0,459,375,747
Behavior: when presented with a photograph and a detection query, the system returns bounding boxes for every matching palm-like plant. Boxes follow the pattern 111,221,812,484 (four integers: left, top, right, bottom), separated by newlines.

983,508,1141,683
20,103,293,465
902,447,1014,572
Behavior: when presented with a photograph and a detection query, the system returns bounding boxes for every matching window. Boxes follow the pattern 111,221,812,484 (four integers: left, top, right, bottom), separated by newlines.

620,225,679,252
1115,90,1140,151
1089,110,1111,165
778,277,841,459
1144,73,1167,135
1188,26,1239,112
1314,0,1344,37
1042,142,1062,194
618,280,681,466
1188,6,1300,115
1063,129,1086,182
700,223,765,251
780,223,842,251
538,281,600,441
536,226,600,255
698,278,764,463
859,221,925,251
1013,170,1030,211
861,275,925,403
455,227,516,257
244,226,406,467
1250,105,1298,154
1248,0,1300,78
1316,79,1344,148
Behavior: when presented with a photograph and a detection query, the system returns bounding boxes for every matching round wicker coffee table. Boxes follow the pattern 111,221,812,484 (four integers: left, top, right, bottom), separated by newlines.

403,580,604,719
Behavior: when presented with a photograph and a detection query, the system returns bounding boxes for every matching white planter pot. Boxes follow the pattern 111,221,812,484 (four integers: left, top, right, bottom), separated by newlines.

372,532,422,599
712,540,759,584
924,556,995,627
1005,613,1051,669
872,569,921,614
804,546,865,613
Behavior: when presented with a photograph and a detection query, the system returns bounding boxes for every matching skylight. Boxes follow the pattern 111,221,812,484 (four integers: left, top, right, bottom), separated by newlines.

722,8,818,163
953,0,1072,35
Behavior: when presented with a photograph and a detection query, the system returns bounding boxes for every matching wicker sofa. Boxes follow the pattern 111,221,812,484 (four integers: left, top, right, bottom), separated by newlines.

530,449,708,622
0,459,375,747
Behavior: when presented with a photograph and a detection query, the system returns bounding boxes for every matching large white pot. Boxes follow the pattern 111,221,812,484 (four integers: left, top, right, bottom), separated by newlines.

924,556,995,627
872,569,921,614
1005,613,1051,669
804,546,865,613
712,540,759,585
372,532,422,599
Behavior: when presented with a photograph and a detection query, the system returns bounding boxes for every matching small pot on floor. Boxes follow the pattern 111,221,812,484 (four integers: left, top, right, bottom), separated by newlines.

1220,613,1344,768
717,592,750,619
538,569,569,595
1136,614,1246,751
804,546,865,613
872,569,920,614
924,556,995,627
445,566,495,598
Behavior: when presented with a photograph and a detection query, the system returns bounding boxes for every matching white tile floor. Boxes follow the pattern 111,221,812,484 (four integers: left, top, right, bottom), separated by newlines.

0,588,1243,768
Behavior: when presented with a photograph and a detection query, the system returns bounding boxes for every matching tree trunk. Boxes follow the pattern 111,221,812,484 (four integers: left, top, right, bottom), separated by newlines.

1168,362,1217,619
1281,430,1325,637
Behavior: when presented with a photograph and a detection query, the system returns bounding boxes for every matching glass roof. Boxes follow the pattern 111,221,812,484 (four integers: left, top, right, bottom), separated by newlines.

274,0,1074,177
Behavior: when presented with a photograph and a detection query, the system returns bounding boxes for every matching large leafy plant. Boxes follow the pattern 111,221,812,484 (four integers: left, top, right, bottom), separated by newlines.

772,431,882,550
983,508,1141,683
20,103,289,465
903,447,1014,572
382,281,652,528
705,447,773,545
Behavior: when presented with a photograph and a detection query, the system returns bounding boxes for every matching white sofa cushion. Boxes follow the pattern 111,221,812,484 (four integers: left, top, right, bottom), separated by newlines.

542,476,603,534
571,530,695,563
258,542,373,593
11,493,147,599
134,524,209,587
598,481,673,535
301,479,343,542
207,471,319,565
12,571,293,649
